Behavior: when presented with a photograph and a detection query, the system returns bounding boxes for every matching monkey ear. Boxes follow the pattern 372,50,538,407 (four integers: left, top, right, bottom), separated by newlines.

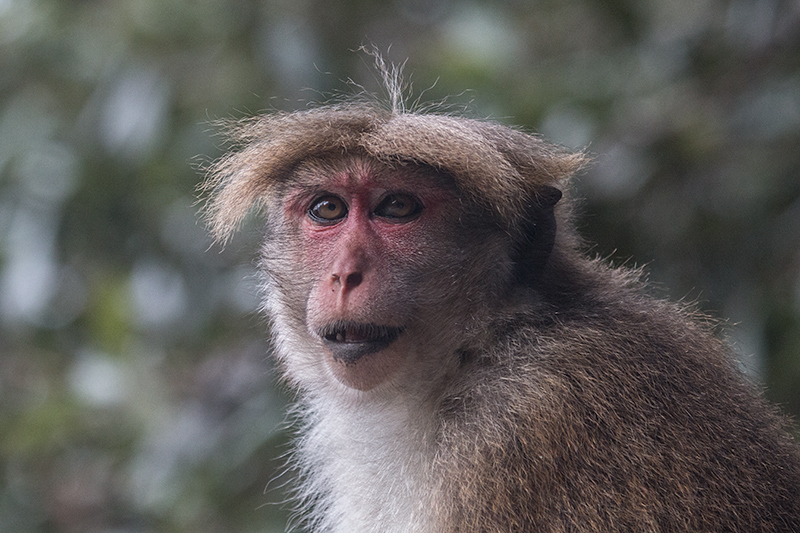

512,185,562,286
534,185,563,208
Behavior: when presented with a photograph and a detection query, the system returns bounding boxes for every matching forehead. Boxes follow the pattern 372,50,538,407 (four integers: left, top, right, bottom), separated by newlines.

287,154,456,192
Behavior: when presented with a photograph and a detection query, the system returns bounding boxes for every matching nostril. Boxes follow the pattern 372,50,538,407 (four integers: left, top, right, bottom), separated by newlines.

330,271,363,291
345,272,362,288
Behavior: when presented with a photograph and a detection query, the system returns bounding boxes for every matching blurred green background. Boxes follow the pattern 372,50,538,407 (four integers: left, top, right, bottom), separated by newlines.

1,0,799,531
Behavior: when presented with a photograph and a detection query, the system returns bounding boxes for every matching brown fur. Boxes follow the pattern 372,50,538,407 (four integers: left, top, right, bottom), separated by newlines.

202,78,800,532
202,103,585,243
439,258,800,531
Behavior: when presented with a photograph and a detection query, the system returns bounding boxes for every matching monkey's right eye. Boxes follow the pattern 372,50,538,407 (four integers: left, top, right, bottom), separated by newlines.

308,196,348,223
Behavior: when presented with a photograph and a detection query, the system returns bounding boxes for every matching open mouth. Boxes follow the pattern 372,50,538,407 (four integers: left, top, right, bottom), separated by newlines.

318,321,404,364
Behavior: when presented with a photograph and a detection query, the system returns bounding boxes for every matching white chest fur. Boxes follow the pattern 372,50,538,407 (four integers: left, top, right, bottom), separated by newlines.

296,391,443,533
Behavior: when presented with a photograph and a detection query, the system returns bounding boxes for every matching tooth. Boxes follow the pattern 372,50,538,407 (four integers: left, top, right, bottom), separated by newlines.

336,332,345,342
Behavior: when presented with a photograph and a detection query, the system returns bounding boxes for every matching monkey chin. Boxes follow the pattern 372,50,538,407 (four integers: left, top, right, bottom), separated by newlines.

318,322,406,391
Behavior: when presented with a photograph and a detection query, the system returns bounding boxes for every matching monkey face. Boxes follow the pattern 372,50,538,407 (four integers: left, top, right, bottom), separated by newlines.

261,156,504,392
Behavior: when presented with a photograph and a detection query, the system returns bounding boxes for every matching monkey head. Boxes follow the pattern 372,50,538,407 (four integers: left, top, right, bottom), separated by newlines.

203,106,583,394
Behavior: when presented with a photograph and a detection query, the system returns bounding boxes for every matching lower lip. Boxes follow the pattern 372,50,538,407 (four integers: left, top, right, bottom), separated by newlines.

322,335,398,365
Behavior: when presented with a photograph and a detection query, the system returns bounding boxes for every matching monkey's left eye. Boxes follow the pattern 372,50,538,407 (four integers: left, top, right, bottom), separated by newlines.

309,196,348,223
374,194,422,220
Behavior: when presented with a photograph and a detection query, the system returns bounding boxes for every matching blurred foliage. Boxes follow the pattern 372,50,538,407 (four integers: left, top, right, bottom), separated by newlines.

0,0,799,531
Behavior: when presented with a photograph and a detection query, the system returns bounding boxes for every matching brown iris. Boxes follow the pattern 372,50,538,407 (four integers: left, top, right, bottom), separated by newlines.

309,196,347,223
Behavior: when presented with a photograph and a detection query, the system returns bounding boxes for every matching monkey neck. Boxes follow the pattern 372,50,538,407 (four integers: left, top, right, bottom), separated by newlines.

295,373,446,533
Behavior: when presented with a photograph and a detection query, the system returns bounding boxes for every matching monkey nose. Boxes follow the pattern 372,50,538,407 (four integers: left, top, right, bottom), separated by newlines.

331,272,363,291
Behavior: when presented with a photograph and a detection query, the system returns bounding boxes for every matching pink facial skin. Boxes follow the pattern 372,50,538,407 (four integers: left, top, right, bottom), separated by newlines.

281,158,458,391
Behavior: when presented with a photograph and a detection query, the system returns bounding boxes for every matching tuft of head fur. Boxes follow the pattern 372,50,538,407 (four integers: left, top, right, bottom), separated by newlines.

201,75,586,244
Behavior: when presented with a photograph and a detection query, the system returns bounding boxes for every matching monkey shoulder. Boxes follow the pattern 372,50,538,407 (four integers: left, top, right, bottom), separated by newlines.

435,285,800,531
